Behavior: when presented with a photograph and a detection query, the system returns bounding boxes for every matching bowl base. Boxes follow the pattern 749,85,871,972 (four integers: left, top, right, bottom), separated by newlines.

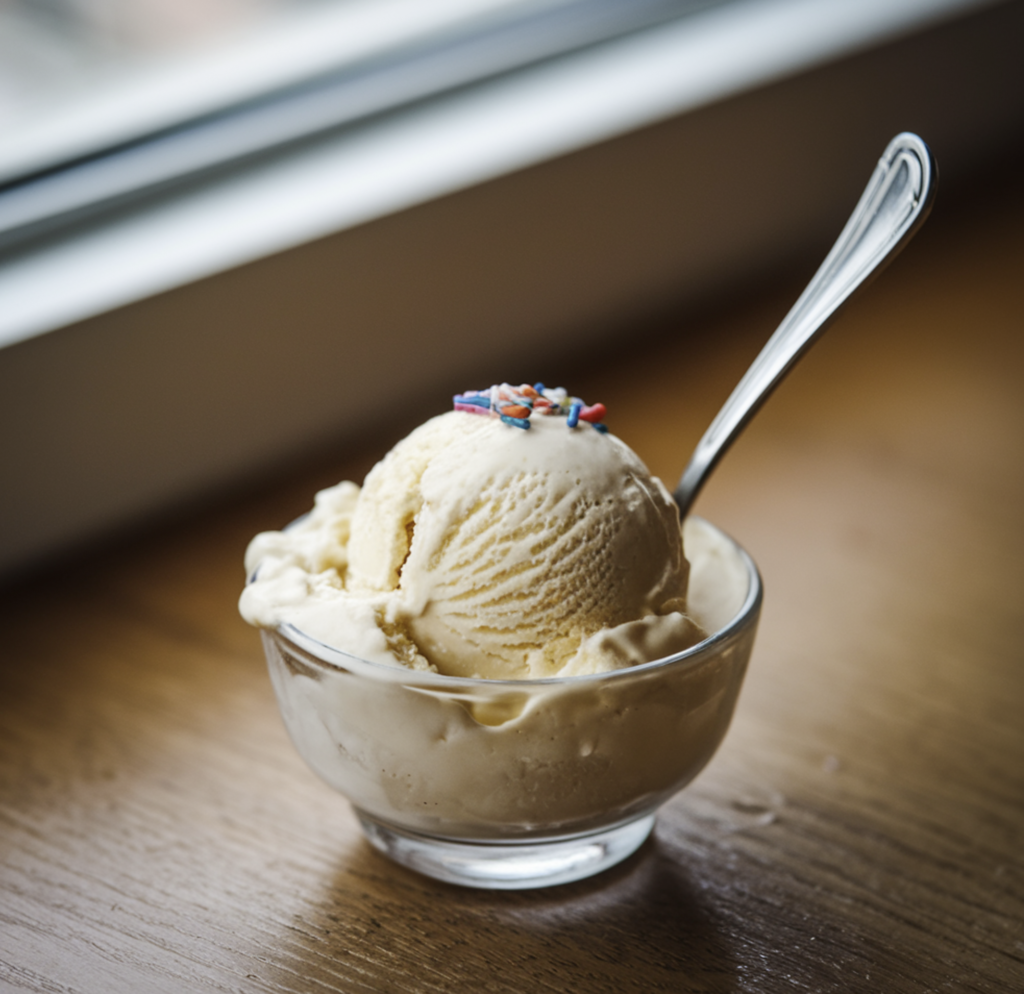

356,811,655,889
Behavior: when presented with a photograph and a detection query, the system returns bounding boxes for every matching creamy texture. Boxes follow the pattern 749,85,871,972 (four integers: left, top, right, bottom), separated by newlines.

262,517,756,839
241,410,706,678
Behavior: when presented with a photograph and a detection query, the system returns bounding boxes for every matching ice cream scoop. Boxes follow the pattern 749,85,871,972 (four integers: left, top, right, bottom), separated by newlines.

356,408,700,678
242,384,705,679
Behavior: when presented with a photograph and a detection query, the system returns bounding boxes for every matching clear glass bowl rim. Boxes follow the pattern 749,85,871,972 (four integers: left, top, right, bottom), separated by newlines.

262,514,763,690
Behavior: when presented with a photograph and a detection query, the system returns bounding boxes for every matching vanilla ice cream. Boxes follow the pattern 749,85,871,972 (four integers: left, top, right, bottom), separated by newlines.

241,384,707,678
242,385,759,857
256,514,755,841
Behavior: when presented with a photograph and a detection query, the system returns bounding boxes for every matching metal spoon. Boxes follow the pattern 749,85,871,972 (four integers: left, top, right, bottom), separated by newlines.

673,132,937,518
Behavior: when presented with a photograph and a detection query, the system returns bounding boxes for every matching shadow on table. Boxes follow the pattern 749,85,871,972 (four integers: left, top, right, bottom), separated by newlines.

270,832,738,993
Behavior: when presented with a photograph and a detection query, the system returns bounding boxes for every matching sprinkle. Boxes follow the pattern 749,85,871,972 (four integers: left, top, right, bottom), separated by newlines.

454,395,491,409
500,414,531,429
453,382,607,432
592,423,609,433
454,402,493,416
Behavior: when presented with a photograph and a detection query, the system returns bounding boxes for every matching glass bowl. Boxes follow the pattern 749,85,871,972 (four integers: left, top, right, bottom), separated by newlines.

258,517,761,889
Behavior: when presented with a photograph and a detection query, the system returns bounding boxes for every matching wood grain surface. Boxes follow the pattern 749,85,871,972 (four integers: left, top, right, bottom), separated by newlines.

2,174,1023,993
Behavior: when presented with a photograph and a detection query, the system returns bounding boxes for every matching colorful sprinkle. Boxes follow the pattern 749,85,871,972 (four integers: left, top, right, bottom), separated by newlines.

453,396,492,416
500,414,531,429
453,382,608,432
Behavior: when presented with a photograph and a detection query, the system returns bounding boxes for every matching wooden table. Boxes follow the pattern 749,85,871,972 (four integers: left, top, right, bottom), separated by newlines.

3,172,1022,993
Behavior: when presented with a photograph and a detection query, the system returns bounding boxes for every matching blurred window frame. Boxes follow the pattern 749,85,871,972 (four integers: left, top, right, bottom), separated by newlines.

0,0,998,348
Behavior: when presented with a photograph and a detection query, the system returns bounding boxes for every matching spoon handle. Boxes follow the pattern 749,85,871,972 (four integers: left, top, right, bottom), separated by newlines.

673,132,937,518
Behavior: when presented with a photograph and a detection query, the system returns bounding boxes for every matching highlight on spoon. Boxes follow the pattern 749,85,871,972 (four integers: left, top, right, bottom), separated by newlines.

673,132,937,518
